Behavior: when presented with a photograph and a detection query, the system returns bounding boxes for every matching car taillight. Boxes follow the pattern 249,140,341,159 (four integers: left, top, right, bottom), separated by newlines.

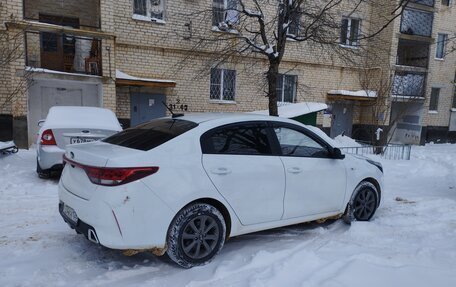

41,129,56,145
63,155,158,186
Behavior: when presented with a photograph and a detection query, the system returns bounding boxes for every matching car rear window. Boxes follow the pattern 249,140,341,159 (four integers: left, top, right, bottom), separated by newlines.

103,119,198,151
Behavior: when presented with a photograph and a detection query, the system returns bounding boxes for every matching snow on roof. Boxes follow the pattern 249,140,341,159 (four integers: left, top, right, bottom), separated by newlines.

328,90,377,98
116,70,175,83
41,106,122,131
25,67,101,78
251,102,328,118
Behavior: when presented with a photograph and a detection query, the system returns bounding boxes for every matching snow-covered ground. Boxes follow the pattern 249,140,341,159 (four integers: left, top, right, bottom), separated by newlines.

1,145,456,287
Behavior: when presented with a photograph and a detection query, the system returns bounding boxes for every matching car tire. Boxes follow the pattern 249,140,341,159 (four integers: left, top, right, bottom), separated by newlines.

166,203,226,268
36,159,51,179
343,181,379,224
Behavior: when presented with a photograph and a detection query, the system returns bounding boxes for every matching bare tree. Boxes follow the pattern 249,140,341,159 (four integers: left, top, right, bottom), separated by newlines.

358,57,426,149
0,11,32,113
178,0,410,116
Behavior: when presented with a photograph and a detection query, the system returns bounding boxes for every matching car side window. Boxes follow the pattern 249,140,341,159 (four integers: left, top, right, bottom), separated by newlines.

274,127,329,158
203,124,272,155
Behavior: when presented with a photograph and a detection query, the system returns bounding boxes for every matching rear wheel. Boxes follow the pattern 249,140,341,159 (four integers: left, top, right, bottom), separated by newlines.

166,203,226,268
343,181,378,223
36,159,51,179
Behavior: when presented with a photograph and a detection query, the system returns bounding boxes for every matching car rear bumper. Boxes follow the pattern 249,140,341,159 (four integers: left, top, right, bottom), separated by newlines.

58,179,174,250
37,145,65,170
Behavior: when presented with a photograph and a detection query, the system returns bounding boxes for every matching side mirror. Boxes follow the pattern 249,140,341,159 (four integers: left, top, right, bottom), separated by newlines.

331,148,345,159
37,119,45,127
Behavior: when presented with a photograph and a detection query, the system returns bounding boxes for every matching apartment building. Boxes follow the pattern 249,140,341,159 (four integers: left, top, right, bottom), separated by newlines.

0,0,455,148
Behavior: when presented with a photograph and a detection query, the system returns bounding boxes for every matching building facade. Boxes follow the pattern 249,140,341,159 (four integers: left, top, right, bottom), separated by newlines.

0,0,455,148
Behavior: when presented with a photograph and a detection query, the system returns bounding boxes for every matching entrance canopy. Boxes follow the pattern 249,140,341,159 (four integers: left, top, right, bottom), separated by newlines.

327,90,377,101
116,70,176,88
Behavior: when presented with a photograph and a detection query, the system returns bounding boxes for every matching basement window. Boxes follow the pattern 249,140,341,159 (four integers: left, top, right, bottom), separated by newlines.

133,0,165,23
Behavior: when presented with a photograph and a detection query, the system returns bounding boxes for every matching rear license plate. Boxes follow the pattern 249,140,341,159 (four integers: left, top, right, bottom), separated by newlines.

70,137,96,144
62,204,78,224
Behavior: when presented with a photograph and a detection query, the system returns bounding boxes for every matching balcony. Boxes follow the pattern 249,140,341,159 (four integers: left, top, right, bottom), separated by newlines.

396,39,430,68
23,0,101,29
409,0,435,7
25,31,102,76
400,8,433,37
392,72,426,99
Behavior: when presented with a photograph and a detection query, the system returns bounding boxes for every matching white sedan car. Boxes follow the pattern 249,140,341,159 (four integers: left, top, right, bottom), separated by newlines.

58,113,383,268
37,106,122,178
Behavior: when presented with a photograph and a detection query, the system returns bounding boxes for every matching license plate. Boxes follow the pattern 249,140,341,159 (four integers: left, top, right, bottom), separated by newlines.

62,204,78,224
70,137,96,144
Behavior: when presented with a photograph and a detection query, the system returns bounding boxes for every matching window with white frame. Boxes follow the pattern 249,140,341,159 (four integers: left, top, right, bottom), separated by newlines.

287,12,301,37
340,17,361,47
133,0,165,21
277,74,297,103
210,68,236,101
436,33,448,59
212,0,239,29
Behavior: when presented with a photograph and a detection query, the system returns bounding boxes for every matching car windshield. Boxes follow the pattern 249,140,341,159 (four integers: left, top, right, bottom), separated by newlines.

103,119,198,151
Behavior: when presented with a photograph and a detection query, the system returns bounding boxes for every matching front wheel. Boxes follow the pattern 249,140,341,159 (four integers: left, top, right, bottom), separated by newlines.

343,181,379,224
166,203,226,268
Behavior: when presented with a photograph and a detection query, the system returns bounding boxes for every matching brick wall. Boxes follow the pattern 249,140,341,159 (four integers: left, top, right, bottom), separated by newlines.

23,0,100,28
422,2,456,127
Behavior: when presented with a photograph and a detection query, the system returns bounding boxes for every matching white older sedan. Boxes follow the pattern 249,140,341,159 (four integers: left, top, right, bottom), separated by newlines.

58,113,383,268
36,106,122,178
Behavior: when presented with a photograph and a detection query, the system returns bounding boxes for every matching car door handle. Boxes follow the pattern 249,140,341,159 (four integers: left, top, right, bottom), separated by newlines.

211,167,231,175
287,167,303,174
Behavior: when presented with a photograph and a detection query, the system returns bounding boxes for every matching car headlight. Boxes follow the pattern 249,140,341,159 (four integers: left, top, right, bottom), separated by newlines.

366,159,383,173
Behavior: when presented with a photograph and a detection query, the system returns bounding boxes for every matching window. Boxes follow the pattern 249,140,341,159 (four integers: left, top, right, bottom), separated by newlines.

453,72,456,108
212,0,239,29
453,86,456,109
273,127,329,158
442,0,452,6
202,124,272,155
340,18,360,47
103,119,198,151
436,33,448,59
277,74,297,103
429,88,440,111
133,0,165,21
287,12,301,36
210,68,236,101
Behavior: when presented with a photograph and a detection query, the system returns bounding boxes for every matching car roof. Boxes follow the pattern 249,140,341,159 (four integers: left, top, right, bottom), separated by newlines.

177,112,294,124
175,113,339,148
41,106,122,131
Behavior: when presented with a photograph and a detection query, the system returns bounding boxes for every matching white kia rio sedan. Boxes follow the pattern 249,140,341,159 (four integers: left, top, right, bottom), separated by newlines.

37,106,122,178
58,113,383,268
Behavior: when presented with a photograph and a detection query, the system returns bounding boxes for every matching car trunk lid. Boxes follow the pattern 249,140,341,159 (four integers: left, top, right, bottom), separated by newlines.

52,128,118,149
61,142,142,200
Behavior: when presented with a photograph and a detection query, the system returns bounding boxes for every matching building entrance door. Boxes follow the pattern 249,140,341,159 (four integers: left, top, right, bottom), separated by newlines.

130,93,167,127
330,103,353,138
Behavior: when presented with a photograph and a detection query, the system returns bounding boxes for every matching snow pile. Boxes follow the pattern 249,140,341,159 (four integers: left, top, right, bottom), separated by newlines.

333,135,363,147
328,90,377,98
0,141,15,150
1,145,456,286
